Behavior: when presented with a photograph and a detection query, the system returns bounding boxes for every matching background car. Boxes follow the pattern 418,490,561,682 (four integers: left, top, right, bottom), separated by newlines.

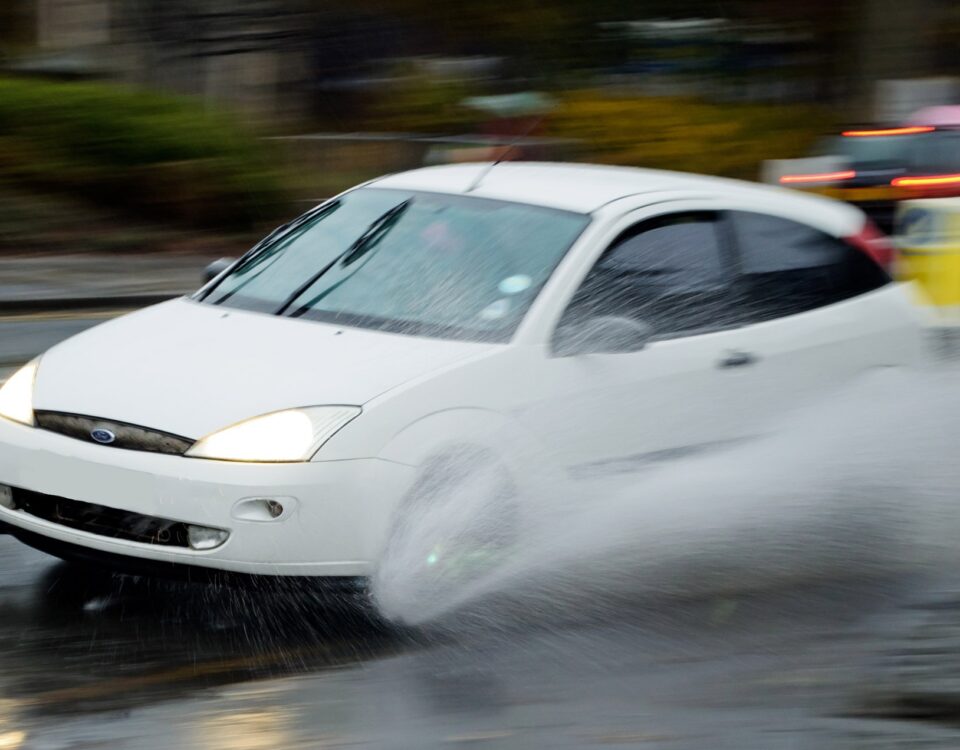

768,117,960,232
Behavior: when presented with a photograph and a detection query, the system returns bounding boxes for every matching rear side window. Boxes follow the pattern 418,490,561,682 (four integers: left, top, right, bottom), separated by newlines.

562,212,737,338
729,211,889,322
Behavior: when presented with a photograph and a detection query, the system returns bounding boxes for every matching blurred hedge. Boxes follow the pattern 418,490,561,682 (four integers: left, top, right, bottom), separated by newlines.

0,77,288,229
548,91,833,181
366,68,478,133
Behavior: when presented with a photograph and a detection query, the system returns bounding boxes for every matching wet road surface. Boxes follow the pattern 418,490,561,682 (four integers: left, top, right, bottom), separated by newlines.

0,311,123,367
3,535,960,749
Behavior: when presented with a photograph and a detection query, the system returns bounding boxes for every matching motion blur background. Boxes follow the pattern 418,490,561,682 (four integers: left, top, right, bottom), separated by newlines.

7,5,960,749
0,0,958,257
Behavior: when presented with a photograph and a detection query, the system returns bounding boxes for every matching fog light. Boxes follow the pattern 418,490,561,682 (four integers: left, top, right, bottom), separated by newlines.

187,525,229,551
0,485,15,511
232,497,293,522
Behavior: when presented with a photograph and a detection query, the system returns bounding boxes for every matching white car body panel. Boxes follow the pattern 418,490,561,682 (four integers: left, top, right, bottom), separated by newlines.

0,162,928,577
35,298,495,440
712,283,924,433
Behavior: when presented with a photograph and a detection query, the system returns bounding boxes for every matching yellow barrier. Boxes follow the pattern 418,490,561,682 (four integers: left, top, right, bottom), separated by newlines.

895,198,960,324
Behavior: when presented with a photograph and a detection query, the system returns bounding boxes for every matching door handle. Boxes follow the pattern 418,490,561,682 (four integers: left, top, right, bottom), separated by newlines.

717,350,758,368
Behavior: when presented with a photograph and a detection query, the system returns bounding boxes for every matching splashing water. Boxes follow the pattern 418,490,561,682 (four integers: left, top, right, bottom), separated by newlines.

373,363,960,626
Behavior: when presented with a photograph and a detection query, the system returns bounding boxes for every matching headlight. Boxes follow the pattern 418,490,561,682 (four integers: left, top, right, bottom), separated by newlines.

0,360,39,426
185,406,361,463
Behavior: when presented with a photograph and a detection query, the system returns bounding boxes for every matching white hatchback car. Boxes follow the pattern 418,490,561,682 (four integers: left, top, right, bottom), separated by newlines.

0,163,924,583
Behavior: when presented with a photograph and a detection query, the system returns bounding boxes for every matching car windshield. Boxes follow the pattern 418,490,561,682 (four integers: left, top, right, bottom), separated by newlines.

199,188,590,342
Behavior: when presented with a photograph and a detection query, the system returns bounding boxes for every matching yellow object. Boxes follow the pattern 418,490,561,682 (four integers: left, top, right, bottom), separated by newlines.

895,198,960,323
837,186,900,202
809,185,901,202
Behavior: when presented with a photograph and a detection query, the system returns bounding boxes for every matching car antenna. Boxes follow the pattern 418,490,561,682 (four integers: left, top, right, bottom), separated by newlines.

465,115,545,193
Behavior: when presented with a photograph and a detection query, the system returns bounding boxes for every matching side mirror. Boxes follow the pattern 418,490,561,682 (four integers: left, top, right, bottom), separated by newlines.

553,316,653,357
203,257,236,284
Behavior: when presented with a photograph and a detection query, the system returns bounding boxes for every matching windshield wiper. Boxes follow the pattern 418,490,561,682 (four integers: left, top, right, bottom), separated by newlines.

199,199,341,304
273,199,411,316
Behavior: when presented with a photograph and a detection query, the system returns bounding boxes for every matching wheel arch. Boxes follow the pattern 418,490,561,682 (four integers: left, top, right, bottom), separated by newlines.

376,407,555,497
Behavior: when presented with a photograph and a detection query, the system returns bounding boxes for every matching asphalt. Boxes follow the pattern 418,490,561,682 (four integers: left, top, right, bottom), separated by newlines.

0,311,124,367
0,252,219,313
0,249,212,365
3,536,960,749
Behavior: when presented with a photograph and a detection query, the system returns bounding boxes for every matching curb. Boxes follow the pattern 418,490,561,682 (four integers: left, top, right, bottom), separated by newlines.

0,294,181,315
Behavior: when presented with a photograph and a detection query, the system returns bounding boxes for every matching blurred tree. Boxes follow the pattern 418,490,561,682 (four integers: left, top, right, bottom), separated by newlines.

932,5,960,76
0,0,35,53
304,0,866,97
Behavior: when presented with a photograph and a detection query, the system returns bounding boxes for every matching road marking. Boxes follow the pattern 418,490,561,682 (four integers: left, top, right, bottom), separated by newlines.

18,637,395,710
20,651,302,707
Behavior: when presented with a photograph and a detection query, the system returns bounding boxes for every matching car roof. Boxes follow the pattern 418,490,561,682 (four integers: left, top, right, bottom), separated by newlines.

908,106,960,128
369,161,856,220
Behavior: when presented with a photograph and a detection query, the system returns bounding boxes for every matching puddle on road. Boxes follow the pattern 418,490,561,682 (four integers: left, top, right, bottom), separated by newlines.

0,558,399,716
374,364,960,627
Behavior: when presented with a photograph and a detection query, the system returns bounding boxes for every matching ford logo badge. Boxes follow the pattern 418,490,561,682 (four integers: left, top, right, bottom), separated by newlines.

90,428,116,445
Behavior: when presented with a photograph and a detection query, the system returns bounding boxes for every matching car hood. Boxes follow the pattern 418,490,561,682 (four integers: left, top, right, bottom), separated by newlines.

34,299,495,439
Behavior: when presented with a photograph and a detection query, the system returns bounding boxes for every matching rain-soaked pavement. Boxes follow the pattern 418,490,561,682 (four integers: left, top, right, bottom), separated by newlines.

3,534,960,749
0,312,121,368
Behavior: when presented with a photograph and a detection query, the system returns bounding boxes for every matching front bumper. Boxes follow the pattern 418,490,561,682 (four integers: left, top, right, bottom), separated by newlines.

0,417,415,577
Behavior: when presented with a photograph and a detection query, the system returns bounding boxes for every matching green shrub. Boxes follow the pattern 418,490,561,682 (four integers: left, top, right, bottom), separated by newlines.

548,90,833,181
0,77,289,229
367,68,478,133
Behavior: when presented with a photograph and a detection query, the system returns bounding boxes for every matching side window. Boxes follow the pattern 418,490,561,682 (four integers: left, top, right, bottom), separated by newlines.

561,212,736,339
730,211,889,322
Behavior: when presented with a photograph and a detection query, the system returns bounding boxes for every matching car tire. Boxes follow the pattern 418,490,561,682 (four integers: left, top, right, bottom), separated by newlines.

372,447,519,623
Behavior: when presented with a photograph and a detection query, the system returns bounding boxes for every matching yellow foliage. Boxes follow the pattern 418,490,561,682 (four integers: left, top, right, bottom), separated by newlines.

548,91,833,180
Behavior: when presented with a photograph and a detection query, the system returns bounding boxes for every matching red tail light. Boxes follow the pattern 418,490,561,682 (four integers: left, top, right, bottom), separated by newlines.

779,170,856,185
845,219,895,270
842,125,935,137
891,173,960,188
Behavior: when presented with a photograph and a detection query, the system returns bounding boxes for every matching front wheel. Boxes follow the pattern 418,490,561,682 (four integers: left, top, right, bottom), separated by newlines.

372,449,518,623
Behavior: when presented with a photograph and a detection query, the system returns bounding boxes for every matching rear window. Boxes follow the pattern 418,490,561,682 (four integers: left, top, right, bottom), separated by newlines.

814,131,960,172
913,130,960,172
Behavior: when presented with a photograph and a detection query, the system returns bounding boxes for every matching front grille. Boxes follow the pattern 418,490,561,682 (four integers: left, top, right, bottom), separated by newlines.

34,411,194,456
12,488,192,547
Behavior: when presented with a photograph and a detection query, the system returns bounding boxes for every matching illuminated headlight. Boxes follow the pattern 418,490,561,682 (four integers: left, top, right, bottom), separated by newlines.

185,406,361,463
0,360,39,426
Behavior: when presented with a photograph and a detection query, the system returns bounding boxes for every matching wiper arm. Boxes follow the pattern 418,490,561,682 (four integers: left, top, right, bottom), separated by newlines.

198,199,341,303
273,199,411,316
340,199,410,267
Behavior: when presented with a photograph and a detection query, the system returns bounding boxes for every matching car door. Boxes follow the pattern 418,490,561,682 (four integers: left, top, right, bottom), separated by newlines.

517,210,758,471
708,208,914,433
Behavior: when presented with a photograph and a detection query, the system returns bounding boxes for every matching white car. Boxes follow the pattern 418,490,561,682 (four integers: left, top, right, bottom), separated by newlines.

0,163,924,584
